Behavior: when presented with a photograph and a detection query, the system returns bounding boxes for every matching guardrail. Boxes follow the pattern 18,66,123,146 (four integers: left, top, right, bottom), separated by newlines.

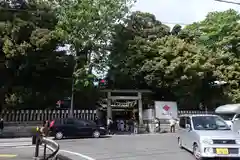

34,136,60,160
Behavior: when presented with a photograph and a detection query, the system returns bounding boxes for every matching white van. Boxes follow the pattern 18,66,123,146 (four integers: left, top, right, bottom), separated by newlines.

215,104,240,131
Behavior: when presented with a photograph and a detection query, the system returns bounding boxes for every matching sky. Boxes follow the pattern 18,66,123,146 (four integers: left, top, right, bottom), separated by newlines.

132,0,240,28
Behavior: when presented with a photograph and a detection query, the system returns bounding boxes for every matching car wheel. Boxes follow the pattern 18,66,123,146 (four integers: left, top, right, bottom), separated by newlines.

55,131,64,140
178,137,183,149
92,130,100,138
193,144,203,160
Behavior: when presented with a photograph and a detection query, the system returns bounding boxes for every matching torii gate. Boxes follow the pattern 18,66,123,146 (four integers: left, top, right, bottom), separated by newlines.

100,89,152,125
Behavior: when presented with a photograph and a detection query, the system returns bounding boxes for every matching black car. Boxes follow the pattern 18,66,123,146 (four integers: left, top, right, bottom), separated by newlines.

49,118,107,140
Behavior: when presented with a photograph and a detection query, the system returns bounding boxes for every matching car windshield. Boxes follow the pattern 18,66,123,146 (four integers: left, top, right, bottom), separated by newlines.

192,116,231,130
216,113,235,121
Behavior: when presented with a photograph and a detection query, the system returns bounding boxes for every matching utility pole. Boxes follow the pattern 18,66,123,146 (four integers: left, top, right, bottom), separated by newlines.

69,50,77,118
215,0,240,5
69,77,75,118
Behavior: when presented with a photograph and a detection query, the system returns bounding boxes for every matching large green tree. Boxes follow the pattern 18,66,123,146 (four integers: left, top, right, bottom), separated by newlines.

53,0,136,109
108,11,170,89
0,0,73,110
108,11,231,110
182,9,240,102
56,0,135,85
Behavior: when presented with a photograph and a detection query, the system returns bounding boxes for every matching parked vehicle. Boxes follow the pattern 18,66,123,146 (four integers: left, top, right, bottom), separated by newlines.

178,114,240,159
215,104,240,132
49,118,107,140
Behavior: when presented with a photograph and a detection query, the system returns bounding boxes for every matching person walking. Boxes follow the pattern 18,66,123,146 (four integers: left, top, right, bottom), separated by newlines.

169,116,176,133
107,118,113,134
133,119,138,134
40,120,50,137
128,117,134,134
119,119,124,132
0,118,4,134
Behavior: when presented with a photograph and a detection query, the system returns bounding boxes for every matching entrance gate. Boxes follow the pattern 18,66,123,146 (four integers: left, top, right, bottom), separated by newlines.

99,90,152,125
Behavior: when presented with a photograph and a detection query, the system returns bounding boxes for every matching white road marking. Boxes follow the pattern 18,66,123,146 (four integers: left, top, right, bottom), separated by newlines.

15,145,35,149
0,142,31,147
60,150,96,160
0,154,17,158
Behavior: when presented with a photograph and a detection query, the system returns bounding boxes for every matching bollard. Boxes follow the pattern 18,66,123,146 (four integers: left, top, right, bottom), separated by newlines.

43,143,47,159
34,136,40,158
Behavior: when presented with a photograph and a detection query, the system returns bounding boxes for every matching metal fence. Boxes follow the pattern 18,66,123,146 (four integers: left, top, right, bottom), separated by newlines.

0,109,96,122
0,109,214,122
178,110,214,115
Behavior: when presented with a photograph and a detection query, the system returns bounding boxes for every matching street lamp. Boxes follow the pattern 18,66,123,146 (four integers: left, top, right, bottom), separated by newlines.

211,80,228,87
201,80,228,113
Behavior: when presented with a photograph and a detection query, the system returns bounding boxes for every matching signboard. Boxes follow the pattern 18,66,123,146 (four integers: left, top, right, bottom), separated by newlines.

155,101,178,119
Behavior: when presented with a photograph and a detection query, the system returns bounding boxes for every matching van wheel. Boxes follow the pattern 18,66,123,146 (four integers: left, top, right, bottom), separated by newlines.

178,137,183,149
93,130,100,138
55,131,64,140
193,144,204,160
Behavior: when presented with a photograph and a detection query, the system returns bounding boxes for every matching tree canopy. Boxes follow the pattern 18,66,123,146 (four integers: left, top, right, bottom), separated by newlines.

1,0,240,111
0,0,74,109
107,10,240,110
0,0,135,110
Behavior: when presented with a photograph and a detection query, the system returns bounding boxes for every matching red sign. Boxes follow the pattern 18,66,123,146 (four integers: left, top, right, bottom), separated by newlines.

163,105,170,111
56,100,63,105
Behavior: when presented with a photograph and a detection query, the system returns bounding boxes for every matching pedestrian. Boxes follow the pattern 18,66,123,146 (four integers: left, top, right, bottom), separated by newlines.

116,119,120,131
133,120,138,134
154,118,161,132
0,118,4,134
120,119,124,132
169,116,176,133
94,116,99,125
107,118,113,134
128,118,134,134
40,120,49,137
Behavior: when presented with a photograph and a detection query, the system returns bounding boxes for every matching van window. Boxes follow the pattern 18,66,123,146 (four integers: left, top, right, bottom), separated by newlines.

234,114,240,121
217,113,235,121
179,117,185,128
186,117,191,125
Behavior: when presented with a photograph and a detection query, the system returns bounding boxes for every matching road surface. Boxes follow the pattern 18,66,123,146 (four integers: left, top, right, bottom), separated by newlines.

0,138,52,160
57,133,195,160
0,146,35,160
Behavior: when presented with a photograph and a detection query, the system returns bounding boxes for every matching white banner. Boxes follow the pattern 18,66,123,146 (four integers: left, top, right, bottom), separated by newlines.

155,101,178,119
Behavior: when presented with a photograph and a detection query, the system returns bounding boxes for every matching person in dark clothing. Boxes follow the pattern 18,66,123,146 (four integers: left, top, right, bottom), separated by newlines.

95,116,103,126
107,118,113,134
128,118,134,134
0,118,4,134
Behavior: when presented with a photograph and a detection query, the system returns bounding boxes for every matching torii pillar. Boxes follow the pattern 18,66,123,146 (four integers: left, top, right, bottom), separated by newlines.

138,92,143,125
107,92,112,119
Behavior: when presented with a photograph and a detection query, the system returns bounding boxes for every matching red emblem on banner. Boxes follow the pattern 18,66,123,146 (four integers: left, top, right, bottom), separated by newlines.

163,105,170,111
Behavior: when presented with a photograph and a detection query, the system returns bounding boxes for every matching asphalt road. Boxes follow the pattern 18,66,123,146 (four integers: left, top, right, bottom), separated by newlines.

0,138,52,160
0,146,35,160
57,133,195,160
